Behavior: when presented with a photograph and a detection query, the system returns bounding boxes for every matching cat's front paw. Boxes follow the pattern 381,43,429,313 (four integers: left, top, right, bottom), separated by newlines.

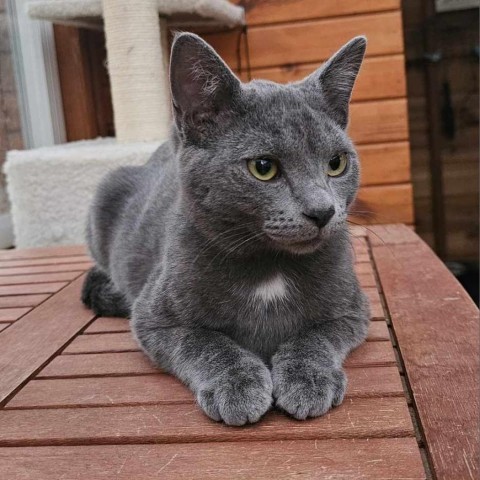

196,362,273,426
272,360,346,420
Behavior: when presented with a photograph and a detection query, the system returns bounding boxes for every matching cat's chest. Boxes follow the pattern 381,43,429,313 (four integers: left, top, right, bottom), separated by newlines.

218,272,309,357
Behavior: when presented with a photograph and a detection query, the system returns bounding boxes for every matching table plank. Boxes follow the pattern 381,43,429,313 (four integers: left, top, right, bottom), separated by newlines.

0,275,95,405
0,282,68,296
0,308,31,323
64,320,388,355
0,397,414,446
0,438,426,479
0,245,86,260
0,256,91,268
7,367,404,409
0,294,51,308
0,271,82,286
0,262,92,276
38,342,397,379
371,227,479,480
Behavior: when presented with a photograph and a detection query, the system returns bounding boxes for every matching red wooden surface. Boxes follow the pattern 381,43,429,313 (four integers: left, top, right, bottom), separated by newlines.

1,226,475,478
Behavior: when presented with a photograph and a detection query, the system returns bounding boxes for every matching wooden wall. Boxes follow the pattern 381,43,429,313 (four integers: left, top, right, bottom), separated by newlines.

403,1,478,261
54,0,414,227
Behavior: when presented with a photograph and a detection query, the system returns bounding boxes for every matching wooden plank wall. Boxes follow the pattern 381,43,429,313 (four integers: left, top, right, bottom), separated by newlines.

54,1,413,226
200,0,413,225
403,1,479,261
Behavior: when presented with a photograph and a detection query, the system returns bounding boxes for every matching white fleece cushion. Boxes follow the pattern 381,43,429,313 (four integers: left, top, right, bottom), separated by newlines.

5,138,160,248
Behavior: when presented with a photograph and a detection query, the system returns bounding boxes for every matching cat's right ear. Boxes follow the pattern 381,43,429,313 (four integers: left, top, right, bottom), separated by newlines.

169,33,241,142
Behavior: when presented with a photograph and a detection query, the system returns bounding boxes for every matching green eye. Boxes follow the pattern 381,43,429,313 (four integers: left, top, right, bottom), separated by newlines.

328,153,348,177
248,158,279,181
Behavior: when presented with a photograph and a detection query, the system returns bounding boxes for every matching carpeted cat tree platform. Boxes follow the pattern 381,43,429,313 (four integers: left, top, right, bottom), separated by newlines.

5,0,244,247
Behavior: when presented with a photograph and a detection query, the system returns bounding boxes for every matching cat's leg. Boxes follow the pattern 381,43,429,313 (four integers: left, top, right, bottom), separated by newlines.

81,267,131,318
132,312,273,425
271,306,369,420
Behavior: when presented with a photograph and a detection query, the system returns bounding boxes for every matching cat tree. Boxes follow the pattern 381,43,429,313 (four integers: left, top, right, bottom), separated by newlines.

5,0,244,247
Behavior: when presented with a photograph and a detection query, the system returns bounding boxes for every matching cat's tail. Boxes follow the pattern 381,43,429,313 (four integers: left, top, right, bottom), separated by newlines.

81,267,131,318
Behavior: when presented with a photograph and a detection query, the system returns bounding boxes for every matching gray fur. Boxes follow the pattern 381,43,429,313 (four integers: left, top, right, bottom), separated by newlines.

83,33,370,425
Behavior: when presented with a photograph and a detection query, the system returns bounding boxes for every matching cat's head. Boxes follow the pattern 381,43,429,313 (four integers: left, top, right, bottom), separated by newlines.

170,33,366,255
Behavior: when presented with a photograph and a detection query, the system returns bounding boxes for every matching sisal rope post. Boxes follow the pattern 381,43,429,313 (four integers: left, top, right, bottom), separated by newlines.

103,0,171,142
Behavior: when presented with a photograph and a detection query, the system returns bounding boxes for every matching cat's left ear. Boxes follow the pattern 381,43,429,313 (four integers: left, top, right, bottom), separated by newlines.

169,33,241,142
303,36,367,129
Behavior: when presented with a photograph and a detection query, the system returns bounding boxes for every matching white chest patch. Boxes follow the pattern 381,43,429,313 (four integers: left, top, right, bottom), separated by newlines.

254,273,288,303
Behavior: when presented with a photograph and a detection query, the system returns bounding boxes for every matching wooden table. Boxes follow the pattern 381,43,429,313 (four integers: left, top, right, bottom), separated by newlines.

0,224,477,479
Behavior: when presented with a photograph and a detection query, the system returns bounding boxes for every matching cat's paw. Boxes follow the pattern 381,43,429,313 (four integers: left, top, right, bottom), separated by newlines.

272,360,346,420
196,362,273,426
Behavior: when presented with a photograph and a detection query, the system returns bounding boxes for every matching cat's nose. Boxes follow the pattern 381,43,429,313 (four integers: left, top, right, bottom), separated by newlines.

303,206,335,229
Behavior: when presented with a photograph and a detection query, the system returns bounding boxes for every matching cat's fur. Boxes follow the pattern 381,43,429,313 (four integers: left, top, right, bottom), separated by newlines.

82,33,370,425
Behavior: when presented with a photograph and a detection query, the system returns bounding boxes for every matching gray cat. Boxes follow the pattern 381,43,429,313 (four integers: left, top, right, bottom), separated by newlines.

82,33,370,425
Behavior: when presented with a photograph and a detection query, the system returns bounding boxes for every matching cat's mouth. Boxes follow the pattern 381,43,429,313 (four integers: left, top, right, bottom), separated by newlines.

265,232,324,254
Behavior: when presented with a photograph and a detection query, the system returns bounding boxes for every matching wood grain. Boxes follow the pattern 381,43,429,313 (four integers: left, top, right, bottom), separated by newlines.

0,397,414,446
38,341,397,378
7,367,404,409
0,282,67,296
349,99,409,145
358,142,411,187
0,307,31,323
353,183,415,225
239,0,400,26
64,321,387,355
0,262,92,276
0,294,50,309
84,317,130,334
372,227,479,480
0,245,86,260
205,12,404,69
0,256,91,269
0,271,82,286
247,55,407,102
0,275,95,405
0,438,426,479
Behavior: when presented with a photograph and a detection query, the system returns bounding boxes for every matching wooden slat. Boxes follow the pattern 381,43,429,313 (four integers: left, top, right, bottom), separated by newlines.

367,321,389,341
7,367,404,409
363,287,384,320
358,271,376,288
349,99,409,145
247,55,407,102
0,397,414,446
352,183,415,225
0,307,31,322
0,275,95,405
371,226,479,480
358,142,411,187
0,245,86,260
0,262,92,276
0,438,426,479
0,271,82,286
63,332,139,354
84,317,130,334
205,12,404,69
346,342,396,367
65,321,388,355
0,255,91,268
0,324,8,333
38,341,397,379
240,0,400,26
0,294,50,309
0,282,67,296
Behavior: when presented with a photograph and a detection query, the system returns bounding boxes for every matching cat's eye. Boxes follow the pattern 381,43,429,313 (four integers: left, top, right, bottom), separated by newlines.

247,158,279,181
328,153,348,177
